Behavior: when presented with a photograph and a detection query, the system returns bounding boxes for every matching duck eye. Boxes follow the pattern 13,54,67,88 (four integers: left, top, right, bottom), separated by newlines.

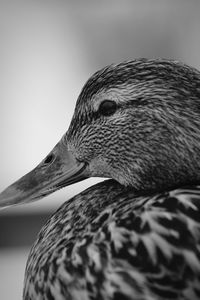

98,100,117,116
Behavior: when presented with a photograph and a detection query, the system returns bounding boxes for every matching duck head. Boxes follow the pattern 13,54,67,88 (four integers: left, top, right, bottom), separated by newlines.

1,59,200,207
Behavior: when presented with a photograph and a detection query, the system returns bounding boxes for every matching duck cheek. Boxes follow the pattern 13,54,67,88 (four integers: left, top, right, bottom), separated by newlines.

87,157,128,185
87,157,114,178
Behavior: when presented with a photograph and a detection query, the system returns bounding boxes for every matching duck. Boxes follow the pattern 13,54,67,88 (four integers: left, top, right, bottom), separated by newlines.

1,58,200,300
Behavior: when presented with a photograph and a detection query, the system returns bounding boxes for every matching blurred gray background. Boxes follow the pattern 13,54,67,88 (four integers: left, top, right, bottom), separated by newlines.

1,0,200,299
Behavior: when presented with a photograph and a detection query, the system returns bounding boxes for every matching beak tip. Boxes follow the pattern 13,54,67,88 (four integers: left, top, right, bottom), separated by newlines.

0,146,89,209
0,186,23,208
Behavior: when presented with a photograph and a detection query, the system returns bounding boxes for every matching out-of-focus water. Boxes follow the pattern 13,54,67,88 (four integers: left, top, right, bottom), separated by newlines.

0,248,29,300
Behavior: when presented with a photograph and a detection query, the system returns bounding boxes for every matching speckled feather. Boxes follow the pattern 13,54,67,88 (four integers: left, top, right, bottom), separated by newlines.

24,180,200,300
16,59,200,299
66,59,200,190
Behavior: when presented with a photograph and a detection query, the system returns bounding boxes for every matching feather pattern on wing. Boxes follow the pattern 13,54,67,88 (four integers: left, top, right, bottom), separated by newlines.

24,180,200,300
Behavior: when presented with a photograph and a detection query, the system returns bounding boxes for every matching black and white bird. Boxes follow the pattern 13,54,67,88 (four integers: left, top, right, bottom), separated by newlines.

1,59,200,300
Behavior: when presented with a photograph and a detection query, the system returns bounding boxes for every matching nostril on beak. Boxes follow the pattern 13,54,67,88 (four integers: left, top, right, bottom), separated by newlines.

43,153,55,165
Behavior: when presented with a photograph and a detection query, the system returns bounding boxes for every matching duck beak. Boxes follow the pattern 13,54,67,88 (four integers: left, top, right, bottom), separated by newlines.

0,140,88,208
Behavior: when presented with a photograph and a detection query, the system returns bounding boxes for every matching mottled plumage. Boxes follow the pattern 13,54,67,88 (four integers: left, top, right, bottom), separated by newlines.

1,59,200,300
24,180,200,300
67,59,200,191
